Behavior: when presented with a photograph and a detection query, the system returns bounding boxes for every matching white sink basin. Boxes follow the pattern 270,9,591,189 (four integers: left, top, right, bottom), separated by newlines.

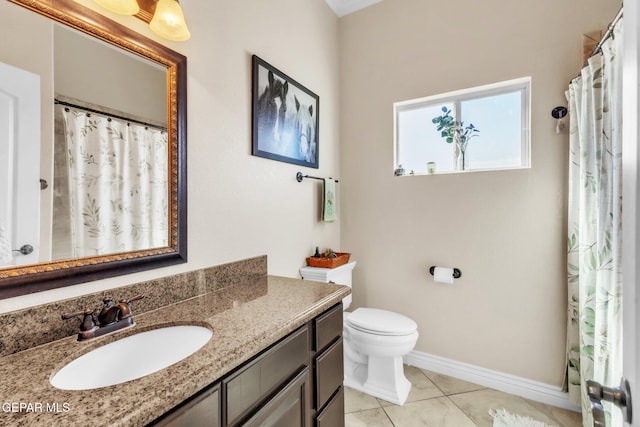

50,325,213,390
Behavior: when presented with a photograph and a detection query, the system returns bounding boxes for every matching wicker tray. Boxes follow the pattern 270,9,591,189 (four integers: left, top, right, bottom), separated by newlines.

306,252,351,268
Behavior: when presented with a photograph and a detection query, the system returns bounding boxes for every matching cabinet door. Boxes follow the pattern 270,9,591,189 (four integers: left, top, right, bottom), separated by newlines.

314,338,343,410
152,384,220,427
315,387,344,427
225,326,309,425
243,369,310,427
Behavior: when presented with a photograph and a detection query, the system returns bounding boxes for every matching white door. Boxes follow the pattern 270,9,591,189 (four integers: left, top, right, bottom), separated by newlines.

621,2,639,426
0,61,40,267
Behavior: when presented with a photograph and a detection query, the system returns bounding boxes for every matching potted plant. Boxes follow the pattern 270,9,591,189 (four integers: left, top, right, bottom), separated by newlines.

432,106,480,171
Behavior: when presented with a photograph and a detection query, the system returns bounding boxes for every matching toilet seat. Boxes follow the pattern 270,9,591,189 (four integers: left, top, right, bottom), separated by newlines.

345,308,417,336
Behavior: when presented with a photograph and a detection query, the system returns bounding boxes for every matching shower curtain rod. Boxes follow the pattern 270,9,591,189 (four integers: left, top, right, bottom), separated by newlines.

54,99,167,131
588,5,623,59
571,5,623,82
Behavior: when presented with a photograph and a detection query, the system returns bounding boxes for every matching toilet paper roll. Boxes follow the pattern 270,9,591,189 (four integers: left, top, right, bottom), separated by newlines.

433,267,454,285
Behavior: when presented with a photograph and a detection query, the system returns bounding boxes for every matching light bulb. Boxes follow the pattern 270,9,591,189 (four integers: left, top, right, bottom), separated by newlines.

149,0,191,41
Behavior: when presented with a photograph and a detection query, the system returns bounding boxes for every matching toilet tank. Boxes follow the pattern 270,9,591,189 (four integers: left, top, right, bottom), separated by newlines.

300,261,356,310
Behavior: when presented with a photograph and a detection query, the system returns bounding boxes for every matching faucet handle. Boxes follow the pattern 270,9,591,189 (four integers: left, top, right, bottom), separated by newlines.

118,294,144,319
62,309,86,320
126,294,144,304
62,308,97,332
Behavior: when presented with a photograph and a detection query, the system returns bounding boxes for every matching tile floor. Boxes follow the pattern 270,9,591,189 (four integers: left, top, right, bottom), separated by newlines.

344,366,582,427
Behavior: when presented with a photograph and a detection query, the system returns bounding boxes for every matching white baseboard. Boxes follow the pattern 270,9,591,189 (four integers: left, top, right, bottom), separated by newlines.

404,350,581,413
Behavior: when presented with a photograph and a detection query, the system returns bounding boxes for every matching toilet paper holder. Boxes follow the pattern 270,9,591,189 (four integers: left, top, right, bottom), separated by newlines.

429,266,462,279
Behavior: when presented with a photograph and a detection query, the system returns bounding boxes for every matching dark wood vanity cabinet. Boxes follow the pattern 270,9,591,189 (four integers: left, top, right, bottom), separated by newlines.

224,326,311,426
151,303,345,427
312,303,344,427
153,384,221,427
243,369,310,427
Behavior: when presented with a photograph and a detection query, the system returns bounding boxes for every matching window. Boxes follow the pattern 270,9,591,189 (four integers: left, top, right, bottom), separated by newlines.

393,77,530,175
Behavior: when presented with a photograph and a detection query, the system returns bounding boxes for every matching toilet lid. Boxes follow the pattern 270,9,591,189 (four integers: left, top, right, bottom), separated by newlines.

346,308,417,336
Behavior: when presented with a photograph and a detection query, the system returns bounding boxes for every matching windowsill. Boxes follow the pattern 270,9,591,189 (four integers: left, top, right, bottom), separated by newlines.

394,165,531,176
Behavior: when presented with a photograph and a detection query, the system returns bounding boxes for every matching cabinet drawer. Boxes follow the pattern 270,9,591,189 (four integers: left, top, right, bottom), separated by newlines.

314,303,342,352
242,368,310,427
315,387,344,427
224,326,309,426
314,338,343,410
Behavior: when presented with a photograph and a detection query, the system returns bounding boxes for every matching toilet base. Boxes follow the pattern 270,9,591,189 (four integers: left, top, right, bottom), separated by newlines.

344,355,411,406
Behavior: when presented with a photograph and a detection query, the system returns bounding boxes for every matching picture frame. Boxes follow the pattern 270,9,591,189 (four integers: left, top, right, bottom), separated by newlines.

252,55,319,168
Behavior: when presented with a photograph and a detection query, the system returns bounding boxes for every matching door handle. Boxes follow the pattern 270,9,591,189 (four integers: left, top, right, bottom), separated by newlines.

586,377,632,426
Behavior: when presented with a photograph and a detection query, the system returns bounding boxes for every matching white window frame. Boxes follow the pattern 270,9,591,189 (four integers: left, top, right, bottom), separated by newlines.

393,77,531,174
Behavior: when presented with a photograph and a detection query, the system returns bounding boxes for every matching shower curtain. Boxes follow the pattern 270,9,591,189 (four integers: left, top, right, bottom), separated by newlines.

564,19,623,427
58,105,169,257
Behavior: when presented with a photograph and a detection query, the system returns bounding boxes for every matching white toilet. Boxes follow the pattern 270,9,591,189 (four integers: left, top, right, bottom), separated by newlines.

300,261,419,405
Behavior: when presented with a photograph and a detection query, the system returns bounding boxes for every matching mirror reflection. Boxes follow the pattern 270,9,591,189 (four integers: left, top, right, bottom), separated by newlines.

0,5,169,269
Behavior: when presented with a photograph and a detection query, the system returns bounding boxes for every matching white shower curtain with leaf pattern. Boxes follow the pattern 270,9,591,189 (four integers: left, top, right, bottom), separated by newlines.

564,19,623,427
58,105,168,257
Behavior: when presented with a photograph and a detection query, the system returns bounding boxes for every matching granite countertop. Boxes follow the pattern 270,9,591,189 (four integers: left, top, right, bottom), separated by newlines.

0,276,350,426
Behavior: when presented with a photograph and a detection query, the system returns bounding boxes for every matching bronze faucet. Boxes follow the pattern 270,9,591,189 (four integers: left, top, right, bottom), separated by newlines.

63,294,144,341
97,297,118,325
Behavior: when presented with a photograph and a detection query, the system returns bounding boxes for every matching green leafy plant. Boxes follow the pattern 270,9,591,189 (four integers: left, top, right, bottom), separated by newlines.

432,106,480,170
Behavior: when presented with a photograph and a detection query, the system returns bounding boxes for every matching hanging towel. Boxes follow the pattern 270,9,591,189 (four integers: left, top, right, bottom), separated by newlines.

0,222,12,265
323,178,336,222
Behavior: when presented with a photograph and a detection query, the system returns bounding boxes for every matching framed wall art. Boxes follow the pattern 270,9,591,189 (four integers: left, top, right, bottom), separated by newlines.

252,55,319,168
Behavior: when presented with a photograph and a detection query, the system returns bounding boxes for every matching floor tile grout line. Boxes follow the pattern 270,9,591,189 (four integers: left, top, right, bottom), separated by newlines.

344,370,582,427
378,394,480,427
379,405,397,427
445,393,482,426
416,367,450,398
444,387,490,398
415,365,501,426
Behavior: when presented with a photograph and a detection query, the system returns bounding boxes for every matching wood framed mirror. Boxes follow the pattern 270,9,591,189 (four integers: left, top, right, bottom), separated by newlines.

0,0,187,299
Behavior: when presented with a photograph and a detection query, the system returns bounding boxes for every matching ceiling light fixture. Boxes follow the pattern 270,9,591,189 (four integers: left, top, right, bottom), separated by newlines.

94,0,140,15
93,0,190,42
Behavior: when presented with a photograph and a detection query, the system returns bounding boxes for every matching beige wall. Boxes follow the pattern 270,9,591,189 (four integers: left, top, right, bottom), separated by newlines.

0,0,340,311
339,0,620,386
0,0,622,391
